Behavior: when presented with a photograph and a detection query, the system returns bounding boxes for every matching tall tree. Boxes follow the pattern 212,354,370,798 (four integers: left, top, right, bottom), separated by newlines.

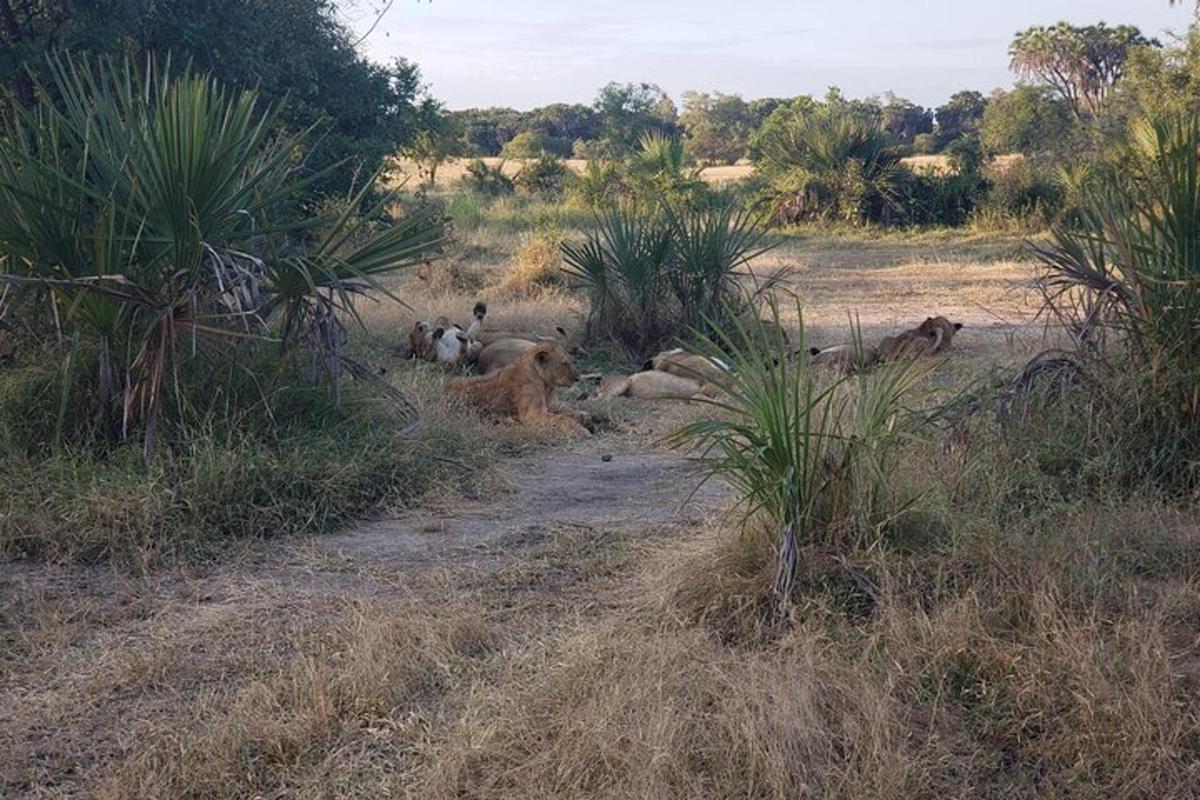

0,0,433,199
679,91,754,164
1010,22,1157,119
592,81,678,157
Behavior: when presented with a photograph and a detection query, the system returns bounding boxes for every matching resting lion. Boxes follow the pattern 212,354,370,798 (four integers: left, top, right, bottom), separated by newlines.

808,343,880,372
598,370,719,400
879,316,963,360
447,341,590,436
642,348,732,389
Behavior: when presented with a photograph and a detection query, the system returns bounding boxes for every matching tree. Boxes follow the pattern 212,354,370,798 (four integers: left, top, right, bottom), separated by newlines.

980,85,1074,156
501,130,569,159
935,90,989,142
679,91,754,164
1009,22,1157,119
879,93,933,145
592,81,679,157
0,0,431,199
452,107,527,156
404,109,464,187
528,103,602,144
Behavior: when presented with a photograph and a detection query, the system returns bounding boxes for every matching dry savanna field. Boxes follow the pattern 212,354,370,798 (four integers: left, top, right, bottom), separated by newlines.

6,179,1198,799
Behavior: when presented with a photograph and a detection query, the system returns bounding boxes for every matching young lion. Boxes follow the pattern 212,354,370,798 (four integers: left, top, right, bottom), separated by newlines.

447,341,589,436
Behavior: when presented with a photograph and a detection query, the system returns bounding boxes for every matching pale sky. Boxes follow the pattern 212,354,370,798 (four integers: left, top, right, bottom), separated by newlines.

341,1,1191,110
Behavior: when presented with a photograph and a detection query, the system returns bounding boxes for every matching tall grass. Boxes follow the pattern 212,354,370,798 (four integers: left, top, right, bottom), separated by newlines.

671,302,933,611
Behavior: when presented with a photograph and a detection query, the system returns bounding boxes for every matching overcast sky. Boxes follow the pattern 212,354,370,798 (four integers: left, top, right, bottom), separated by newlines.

341,1,1191,110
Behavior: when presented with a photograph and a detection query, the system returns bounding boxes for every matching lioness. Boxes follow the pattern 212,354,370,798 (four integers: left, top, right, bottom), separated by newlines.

409,303,487,366
598,370,719,400
642,348,732,389
447,341,589,435
808,343,880,372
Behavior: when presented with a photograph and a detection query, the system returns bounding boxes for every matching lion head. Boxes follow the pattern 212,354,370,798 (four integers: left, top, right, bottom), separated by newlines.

529,342,580,388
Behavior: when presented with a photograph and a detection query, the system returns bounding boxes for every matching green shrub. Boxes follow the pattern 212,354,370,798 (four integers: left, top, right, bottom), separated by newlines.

0,56,447,461
458,158,515,197
750,104,908,224
1032,112,1200,493
984,159,1064,223
670,304,934,609
500,130,572,159
513,155,570,197
568,160,627,208
561,198,773,357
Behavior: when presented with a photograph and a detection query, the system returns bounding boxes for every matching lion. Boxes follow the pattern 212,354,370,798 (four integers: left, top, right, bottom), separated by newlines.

447,341,590,435
808,343,880,372
409,303,487,366
597,370,719,400
917,316,963,354
642,348,732,389
477,337,539,374
878,316,963,360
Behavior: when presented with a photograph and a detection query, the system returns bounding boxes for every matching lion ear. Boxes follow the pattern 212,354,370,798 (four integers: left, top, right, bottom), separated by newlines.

535,348,550,364
954,322,963,330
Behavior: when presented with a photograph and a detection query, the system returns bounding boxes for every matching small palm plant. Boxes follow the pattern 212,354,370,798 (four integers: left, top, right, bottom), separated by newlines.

671,301,932,612
0,56,448,459
1034,113,1200,420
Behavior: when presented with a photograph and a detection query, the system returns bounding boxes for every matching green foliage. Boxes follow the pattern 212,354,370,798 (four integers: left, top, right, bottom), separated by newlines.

561,198,773,356
981,85,1075,157
513,155,571,197
458,159,515,198
623,132,711,209
500,130,571,159
670,302,932,554
0,362,484,563
569,160,627,208
1033,112,1200,490
592,81,679,157
983,159,1064,222
935,90,989,145
751,102,908,224
680,91,755,164
0,0,433,201
0,57,446,460
879,92,933,145
403,110,465,187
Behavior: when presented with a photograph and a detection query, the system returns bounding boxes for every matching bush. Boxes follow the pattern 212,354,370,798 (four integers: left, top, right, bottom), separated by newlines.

983,159,1064,223
513,155,571,197
751,104,908,224
561,198,773,357
0,350,486,563
1032,112,1200,493
568,160,627,208
458,158,515,197
500,130,571,159
670,303,934,612
0,57,447,461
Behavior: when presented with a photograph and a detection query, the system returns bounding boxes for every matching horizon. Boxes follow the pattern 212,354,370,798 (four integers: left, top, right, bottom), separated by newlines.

342,0,1191,111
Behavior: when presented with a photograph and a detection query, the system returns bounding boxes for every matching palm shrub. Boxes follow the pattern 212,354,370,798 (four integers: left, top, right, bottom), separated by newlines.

751,105,907,224
561,197,774,357
513,155,570,197
0,56,447,460
624,132,710,210
670,303,933,612
561,203,674,355
1033,112,1200,489
459,158,514,197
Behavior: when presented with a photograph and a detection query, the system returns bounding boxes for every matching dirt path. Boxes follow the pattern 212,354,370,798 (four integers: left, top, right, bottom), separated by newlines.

308,446,730,567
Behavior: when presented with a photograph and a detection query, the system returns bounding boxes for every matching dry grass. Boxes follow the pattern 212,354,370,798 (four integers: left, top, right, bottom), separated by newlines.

495,231,568,297
6,212,1200,798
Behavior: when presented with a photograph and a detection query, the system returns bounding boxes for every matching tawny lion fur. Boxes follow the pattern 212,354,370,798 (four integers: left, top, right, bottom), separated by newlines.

447,342,589,435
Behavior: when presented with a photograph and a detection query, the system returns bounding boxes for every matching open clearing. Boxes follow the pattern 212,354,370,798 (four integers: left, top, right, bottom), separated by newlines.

3,229,1136,798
